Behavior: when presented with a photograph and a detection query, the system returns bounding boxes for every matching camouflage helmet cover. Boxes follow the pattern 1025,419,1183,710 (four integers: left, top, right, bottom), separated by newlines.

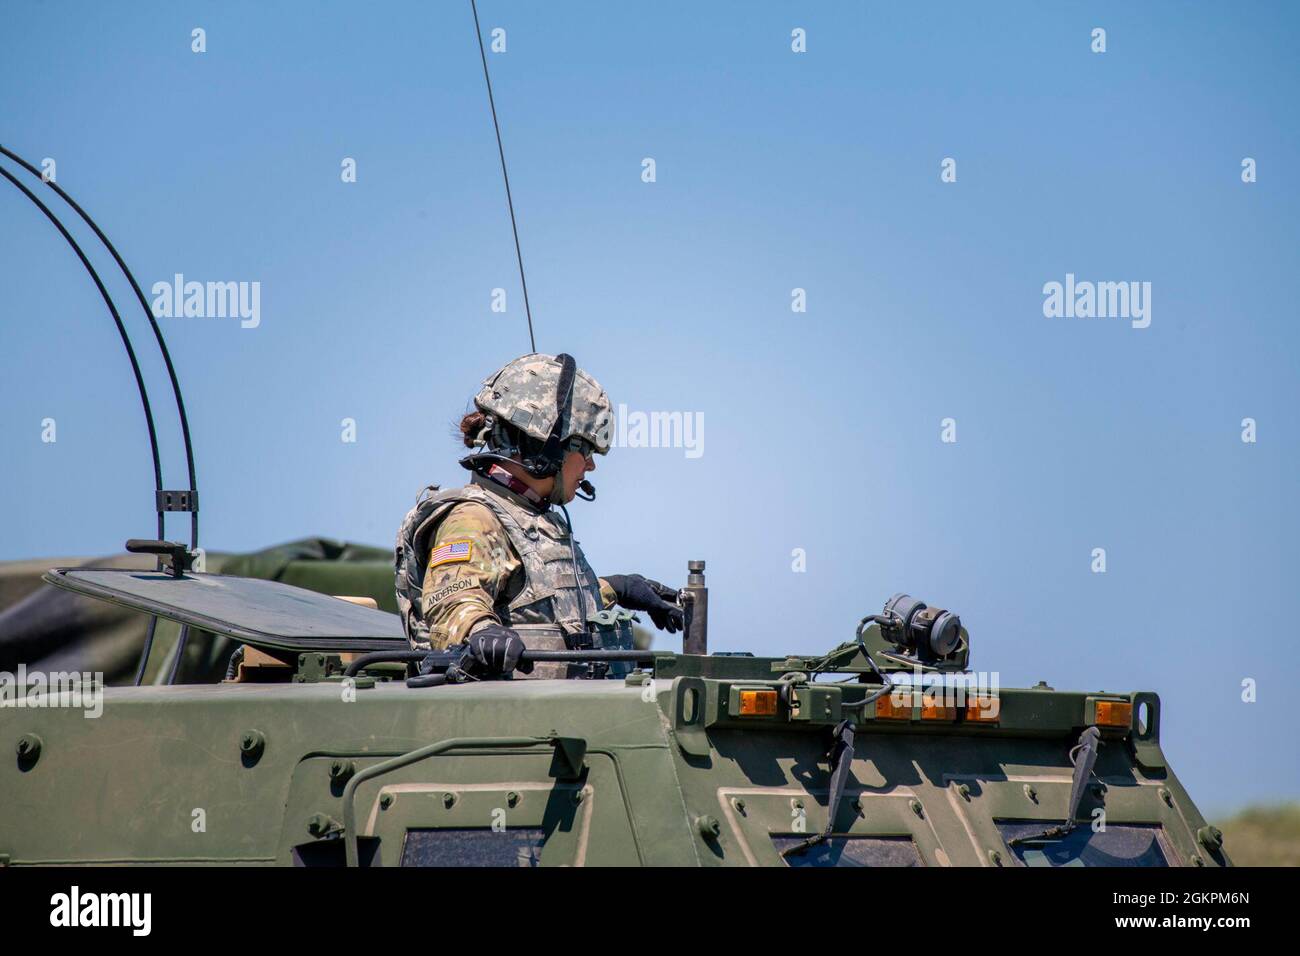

474,353,613,455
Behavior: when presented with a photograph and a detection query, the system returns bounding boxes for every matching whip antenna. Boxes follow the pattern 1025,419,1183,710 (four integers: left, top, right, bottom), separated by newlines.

471,0,536,352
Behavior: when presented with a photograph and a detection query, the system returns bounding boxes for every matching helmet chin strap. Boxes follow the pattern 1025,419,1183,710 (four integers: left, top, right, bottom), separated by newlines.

547,470,567,506
547,470,597,505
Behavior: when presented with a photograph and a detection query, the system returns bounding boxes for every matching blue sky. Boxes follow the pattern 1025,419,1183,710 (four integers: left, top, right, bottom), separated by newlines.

1,1,1297,814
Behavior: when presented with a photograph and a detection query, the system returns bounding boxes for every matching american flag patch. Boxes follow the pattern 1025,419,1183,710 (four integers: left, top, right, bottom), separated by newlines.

428,539,473,569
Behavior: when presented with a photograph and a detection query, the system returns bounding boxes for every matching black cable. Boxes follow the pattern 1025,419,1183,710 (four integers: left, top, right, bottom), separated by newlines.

841,682,897,711
0,164,164,538
780,718,857,859
855,613,895,644
343,649,428,677
407,672,450,689
0,145,200,552
470,0,536,353
134,617,159,685
405,648,656,688
224,645,245,681
165,625,190,684
839,613,896,711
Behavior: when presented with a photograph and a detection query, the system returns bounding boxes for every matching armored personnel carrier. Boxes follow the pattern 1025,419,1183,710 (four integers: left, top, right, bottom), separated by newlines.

0,73,1228,867
0,550,1228,868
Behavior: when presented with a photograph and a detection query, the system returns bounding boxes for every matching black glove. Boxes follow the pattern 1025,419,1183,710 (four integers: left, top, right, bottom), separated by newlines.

460,624,533,678
604,574,685,633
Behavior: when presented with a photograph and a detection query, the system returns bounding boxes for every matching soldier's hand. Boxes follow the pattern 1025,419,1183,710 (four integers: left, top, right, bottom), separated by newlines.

461,624,533,677
604,574,685,633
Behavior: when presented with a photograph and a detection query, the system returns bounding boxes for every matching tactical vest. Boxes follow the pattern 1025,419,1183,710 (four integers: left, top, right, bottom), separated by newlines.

394,475,634,679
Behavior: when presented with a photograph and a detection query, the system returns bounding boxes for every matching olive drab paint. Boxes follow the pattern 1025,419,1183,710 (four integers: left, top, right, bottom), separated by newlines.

1,549,1226,867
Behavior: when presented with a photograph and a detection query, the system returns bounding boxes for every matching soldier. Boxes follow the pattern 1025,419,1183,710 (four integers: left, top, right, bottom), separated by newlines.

394,353,684,679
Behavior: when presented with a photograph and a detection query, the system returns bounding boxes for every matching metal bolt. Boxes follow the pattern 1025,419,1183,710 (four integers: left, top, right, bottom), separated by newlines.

1158,788,1173,807
506,791,520,808
957,783,972,800
328,759,355,782
1197,825,1224,852
791,798,805,811
379,792,394,810
987,849,1003,866
910,799,924,818
307,813,339,837
572,788,585,805
1023,784,1038,802
239,729,265,759
696,815,721,839
442,792,457,809
16,734,41,760
732,797,747,814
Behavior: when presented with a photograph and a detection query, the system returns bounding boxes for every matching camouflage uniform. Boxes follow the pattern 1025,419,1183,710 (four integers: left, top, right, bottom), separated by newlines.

394,352,630,678
414,474,629,679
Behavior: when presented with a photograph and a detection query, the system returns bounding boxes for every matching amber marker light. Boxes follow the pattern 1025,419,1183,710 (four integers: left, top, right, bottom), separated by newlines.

964,695,1000,723
738,689,778,716
920,694,956,721
1094,699,1133,729
874,691,913,720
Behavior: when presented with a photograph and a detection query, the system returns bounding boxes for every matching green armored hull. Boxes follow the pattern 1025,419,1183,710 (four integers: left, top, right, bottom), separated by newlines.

0,566,1226,866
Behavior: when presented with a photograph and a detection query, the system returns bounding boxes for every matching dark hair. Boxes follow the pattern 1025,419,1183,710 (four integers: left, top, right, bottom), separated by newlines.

457,411,488,448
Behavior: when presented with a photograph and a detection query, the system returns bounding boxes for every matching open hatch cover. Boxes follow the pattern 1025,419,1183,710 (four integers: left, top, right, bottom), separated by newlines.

43,567,407,653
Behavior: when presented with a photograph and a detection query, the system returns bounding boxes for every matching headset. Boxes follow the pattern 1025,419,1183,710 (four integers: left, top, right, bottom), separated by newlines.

460,353,596,501
521,352,577,479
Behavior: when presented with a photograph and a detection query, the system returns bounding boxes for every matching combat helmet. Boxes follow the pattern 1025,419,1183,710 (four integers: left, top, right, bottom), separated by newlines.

461,353,614,487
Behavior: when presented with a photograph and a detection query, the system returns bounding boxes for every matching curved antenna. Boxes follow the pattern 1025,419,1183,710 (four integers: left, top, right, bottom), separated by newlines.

470,0,536,352
0,163,166,541
0,145,199,551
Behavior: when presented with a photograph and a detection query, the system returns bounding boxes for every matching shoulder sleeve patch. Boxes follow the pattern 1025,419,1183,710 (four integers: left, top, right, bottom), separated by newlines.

428,539,473,569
